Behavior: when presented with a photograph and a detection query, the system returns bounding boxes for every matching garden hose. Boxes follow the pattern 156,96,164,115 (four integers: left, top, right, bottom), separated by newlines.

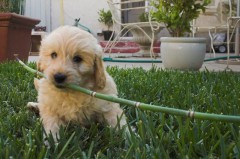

103,55,240,63
16,58,240,123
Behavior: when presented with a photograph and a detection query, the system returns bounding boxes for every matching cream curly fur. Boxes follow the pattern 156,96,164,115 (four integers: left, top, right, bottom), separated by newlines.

28,26,127,141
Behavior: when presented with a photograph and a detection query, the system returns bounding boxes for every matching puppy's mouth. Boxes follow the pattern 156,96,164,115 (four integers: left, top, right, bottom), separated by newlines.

55,84,65,89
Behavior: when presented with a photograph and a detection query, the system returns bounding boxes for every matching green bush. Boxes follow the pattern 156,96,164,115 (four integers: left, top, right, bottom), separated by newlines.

0,0,25,14
151,0,210,37
0,62,239,158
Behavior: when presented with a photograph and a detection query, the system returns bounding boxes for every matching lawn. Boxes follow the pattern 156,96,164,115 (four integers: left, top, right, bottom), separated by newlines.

0,61,240,158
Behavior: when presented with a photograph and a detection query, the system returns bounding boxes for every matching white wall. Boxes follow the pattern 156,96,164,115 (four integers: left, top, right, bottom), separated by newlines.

25,0,110,40
51,0,109,40
24,0,51,31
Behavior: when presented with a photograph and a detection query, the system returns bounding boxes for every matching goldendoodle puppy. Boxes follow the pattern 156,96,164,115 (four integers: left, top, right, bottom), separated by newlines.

28,26,127,141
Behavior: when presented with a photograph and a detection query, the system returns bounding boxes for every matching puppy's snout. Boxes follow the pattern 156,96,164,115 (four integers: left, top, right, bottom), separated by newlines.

54,73,67,84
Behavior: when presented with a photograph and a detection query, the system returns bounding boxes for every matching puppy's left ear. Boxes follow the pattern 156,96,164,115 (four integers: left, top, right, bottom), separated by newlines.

94,45,106,89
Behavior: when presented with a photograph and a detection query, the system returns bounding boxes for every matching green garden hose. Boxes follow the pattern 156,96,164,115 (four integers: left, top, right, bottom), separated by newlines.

103,55,240,63
17,58,240,123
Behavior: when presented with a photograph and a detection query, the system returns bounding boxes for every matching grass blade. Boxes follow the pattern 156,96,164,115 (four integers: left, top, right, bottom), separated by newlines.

56,132,75,159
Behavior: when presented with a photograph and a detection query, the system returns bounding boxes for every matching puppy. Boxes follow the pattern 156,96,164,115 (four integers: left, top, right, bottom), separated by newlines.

28,26,127,141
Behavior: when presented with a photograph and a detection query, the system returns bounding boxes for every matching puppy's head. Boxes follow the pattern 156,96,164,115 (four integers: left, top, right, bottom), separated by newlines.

38,25,106,90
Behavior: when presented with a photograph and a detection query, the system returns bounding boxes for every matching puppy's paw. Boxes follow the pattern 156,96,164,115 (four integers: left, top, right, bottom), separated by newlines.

27,102,40,115
123,125,139,149
44,140,51,148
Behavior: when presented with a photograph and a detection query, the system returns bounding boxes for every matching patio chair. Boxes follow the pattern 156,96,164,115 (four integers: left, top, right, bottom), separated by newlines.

105,0,165,58
192,0,234,57
226,8,240,66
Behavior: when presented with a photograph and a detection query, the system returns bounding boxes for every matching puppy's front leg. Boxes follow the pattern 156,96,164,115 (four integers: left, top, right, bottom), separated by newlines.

27,102,39,114
41,111,64,142
103,106,127,129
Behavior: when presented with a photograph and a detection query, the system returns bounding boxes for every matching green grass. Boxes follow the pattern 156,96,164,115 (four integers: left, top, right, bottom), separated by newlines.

0,61,240,158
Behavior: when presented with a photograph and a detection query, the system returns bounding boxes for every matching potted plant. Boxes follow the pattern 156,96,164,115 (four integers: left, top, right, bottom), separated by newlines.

152,0,211,70
0,0,40,62
98,9,114,41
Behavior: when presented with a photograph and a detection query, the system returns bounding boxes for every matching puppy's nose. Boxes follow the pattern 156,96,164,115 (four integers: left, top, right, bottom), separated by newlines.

54,73,67,84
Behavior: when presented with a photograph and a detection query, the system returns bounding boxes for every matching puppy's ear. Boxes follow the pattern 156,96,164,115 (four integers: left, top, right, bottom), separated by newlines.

94,46,106,90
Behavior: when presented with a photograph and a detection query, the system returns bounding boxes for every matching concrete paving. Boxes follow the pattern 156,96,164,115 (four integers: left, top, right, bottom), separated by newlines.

28,53,240,72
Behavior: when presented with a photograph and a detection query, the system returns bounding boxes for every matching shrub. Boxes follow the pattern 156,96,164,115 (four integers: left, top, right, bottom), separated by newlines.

151,0,210,37
0,0,25,14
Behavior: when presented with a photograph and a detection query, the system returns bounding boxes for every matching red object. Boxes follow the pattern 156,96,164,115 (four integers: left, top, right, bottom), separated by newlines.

0,13,40,62
99,41,160,53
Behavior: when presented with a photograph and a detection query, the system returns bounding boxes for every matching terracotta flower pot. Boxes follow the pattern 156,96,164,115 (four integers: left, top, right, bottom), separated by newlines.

0,13,40,62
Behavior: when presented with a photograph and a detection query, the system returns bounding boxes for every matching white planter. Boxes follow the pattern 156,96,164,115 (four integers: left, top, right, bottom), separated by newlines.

161,37,206,70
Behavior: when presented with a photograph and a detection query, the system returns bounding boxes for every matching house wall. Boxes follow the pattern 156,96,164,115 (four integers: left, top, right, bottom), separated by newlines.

24,0,51,31
51,0,109,39
25,0,110,40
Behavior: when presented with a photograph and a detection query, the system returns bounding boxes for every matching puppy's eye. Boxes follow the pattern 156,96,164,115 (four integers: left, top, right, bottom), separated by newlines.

51,52,57,59
73,55,82,63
